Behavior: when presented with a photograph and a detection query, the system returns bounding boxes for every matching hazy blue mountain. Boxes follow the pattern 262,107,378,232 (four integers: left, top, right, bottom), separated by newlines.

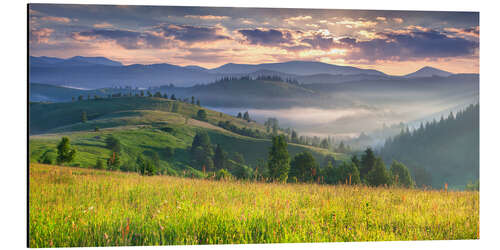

210,61,387,76
183,65,208,71
29,62,220,89
405,66,453,78
29,56,123,67
64,56,123,66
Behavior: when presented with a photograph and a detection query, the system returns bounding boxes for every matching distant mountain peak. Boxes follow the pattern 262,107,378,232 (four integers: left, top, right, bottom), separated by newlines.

405,66,453,78
210,60,386,76
30,55,123,67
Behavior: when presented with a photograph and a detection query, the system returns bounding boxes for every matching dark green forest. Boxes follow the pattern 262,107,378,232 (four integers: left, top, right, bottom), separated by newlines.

380,104,479,188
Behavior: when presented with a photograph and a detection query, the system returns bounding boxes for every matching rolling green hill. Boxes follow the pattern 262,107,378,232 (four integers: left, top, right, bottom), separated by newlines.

29,96,347,176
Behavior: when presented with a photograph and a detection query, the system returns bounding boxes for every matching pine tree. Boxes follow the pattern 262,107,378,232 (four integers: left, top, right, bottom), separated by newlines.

213,144,227,170
366,157,392,186
360,148,376,180
243,111,250,122
56,137,76,164
267,135,290,182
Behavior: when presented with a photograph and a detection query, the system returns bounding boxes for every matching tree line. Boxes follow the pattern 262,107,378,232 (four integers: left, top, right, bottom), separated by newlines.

72,91,202,107
46,133,413,188
380,104,479,188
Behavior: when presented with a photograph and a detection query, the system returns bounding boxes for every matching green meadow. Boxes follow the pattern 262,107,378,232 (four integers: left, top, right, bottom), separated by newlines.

29,164,479,247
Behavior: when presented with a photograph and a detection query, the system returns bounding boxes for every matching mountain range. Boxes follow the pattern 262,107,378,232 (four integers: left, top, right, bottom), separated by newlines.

29,56,469,89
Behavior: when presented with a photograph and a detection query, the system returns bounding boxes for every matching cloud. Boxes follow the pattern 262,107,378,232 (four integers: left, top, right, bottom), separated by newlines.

444,26,479,38
301,35,335,50
238,28,294,46
40,16,71,23
30,28,54,44
376,17,387,21
336,19,377,28
341,28,478,61
72,29,168,49
29,8,42,16
239,18,254,25
284,15,313,24
157,24,231,43
393,18,404,24
358,30,382,39
93,22,113,28
184,15,231,20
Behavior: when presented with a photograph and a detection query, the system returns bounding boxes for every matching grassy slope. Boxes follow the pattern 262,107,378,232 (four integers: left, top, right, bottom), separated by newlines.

29,97,347,172
29,164,479,247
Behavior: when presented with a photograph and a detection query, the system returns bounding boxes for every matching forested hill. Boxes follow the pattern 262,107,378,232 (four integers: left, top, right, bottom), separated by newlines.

380,104,479,189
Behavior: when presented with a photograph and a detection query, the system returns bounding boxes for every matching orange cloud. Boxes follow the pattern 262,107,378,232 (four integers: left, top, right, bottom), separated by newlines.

93,22,113,28
41,16,71,23
393,18,404,24
444,26,479,38
30,28,54,44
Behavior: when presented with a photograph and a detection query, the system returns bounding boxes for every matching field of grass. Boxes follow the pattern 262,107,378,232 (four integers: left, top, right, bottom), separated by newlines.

29,164,479,247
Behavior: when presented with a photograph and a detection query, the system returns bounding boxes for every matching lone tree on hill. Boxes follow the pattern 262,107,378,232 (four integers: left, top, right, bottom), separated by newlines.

56,137,76,164
197,109,208,121
267,135,290,182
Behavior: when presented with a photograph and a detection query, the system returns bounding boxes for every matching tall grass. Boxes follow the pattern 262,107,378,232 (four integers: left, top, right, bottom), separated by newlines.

29,164,479,247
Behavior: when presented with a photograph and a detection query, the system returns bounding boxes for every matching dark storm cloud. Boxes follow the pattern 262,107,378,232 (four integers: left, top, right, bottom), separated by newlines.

301,28,478,61
72,29,168,49
301,35,335,50
238,29,294,46
157,24,231,43
354,29,478,60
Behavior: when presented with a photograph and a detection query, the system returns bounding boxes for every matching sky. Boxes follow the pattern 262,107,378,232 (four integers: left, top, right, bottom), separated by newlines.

29,4,479,75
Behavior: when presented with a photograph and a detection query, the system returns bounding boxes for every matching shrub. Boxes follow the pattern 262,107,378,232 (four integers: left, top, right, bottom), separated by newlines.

215,169,233,181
